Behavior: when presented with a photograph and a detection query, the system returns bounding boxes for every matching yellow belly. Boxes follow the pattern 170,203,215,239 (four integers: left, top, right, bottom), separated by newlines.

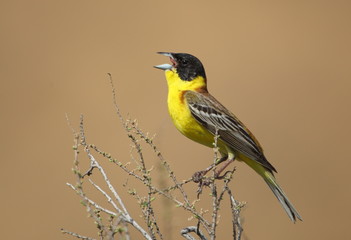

168,92,226,151
170,105,214,147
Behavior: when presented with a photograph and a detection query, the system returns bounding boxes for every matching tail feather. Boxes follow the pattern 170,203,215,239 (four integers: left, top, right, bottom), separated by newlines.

264,173,302,222
239,154,302,222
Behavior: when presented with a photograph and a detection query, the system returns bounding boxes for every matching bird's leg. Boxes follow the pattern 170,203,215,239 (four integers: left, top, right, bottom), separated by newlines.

214,153,235,179
192,155,228,183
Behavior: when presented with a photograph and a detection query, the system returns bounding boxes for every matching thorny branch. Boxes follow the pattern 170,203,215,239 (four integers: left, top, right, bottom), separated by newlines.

62,74,245,240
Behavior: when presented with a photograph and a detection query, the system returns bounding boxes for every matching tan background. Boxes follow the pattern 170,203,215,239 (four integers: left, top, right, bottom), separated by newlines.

1,0,350,239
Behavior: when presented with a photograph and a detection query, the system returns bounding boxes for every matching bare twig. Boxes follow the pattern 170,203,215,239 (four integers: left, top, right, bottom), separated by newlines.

66,118,106,238
79,115,153,240
210,130,221,240
66,182,117,216
181,226,207,240
61,229,96,240
227,187,245,240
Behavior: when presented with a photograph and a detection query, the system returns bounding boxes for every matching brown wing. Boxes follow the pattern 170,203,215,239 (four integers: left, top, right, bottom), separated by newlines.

185,90,277,173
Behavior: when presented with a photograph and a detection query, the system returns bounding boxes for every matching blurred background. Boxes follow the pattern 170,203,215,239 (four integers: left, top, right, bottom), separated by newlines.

1,0,350,239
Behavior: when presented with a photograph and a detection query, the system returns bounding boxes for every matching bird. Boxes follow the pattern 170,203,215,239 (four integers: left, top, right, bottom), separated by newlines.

154,52,302,222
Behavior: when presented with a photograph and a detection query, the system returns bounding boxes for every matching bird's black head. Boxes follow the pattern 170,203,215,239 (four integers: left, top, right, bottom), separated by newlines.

156,52,207,81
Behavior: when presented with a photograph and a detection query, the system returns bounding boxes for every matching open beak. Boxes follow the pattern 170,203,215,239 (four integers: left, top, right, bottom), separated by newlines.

154,52,176,70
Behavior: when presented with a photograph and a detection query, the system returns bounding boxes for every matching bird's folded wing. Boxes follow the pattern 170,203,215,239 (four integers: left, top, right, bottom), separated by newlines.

185,90,276,172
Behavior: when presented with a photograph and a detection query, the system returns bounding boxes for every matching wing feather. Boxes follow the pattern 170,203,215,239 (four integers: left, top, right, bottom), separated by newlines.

185,91,277,173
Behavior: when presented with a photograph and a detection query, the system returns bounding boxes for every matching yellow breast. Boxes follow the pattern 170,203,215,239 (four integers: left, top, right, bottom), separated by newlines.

165,69,217,148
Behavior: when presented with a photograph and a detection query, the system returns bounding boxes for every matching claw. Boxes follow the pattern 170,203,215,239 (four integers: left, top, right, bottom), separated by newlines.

192,170,206,183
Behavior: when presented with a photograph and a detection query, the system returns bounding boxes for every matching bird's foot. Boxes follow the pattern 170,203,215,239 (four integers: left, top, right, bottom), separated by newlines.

192,170,206,183
192,170,211,197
